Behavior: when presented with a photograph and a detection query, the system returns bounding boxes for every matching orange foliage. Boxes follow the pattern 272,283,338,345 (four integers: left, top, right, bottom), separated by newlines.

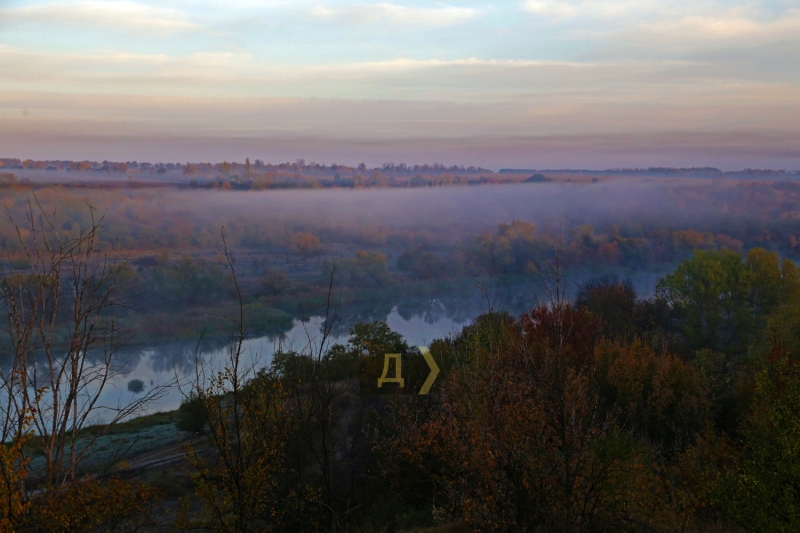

672,230,714,249
383,307,688,531
289,231,321,257
596,340,710,450
18,478,160,532
596,241,623,266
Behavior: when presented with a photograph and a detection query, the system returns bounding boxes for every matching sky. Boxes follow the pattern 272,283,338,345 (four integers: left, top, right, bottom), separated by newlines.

1,0,799,169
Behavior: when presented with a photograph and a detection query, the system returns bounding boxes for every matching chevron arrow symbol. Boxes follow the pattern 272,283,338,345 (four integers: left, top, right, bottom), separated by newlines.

418,346,440,395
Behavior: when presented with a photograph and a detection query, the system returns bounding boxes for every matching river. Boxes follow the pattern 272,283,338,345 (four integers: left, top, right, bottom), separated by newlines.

96,269,665,420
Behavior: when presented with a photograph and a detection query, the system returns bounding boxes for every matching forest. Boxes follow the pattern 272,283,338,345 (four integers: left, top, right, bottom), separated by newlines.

2,169,800,532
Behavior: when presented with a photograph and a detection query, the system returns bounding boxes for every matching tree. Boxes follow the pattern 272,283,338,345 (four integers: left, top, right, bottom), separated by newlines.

717,357,800,531
474,220,538,274
595,339,710,452
258,268,291,297
523,173,552,183
0,198,169,492
396,249,453,279
17,477,160,533
0,399,33,528
274,262,372,533
381,259,680,531
575,275,637,341
383,305,676,531
0,173,18,188
180,234,318,532
289,231,321,258
336,251,392,288
180,253,373,533
152,254,224,305
656,248,800,355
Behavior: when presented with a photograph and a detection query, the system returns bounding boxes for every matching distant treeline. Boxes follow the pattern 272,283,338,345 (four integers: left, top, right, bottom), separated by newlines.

500,166,800,178
0,157,493,177
0,170,506,191
185,173,505,191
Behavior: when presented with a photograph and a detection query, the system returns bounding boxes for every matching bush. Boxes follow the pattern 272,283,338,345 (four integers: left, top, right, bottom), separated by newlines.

523,173,552,183
127,379,145,394
176,395,206,434
290,231,321,256
259,268,291,296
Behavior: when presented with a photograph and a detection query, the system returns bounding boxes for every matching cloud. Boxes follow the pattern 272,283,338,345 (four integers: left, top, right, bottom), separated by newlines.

4,105,800,170
609,8,800,61
522,0,645,19
308,3,481,27
641,9,800,40
520,0,800,67
0,46,642,100
521,0,800,35
0,46,591,82
3,44,798,111
3,53,799,139
313,57,591,74
0,1,201,36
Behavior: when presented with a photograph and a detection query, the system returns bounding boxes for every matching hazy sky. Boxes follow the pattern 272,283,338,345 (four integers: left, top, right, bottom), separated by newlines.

1,0,799,168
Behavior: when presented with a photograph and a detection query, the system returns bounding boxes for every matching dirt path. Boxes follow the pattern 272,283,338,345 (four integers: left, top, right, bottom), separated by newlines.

116,436,206,472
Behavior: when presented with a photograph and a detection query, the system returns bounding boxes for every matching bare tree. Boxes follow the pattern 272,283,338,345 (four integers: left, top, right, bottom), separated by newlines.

0,197,170,493
180,231,302,532
181,248,362,532
300,260,362,532
274,259,363,532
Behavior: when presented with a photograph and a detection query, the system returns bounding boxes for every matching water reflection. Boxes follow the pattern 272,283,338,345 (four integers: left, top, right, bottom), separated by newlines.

68,273,662,419
102,286,511,416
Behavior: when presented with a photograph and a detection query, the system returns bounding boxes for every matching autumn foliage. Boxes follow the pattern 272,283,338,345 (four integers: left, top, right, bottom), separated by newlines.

4,182,800,531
